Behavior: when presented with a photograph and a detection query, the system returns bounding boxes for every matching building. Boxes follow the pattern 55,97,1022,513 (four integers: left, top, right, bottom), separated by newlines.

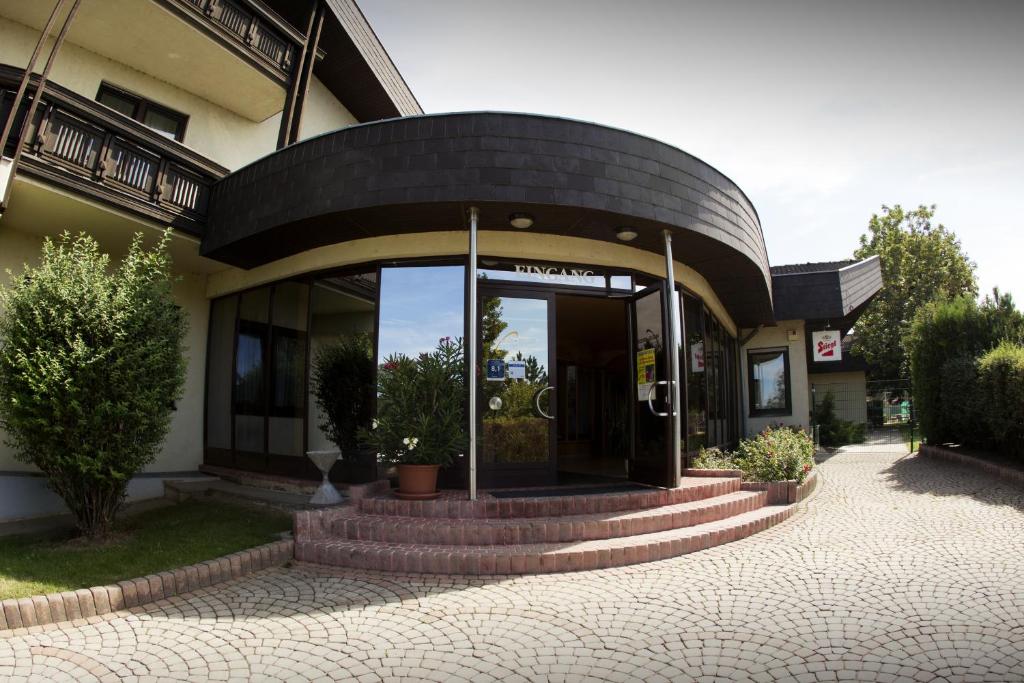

0,0,881,522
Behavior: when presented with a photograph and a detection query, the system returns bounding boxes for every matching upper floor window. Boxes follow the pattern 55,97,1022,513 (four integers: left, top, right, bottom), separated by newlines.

96,83,188,142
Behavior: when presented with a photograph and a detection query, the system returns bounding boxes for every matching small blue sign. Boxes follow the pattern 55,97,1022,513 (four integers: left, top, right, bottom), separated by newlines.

486,359,505,381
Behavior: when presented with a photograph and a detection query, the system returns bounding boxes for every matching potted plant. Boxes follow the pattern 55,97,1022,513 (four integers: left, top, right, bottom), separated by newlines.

362,336,467,499
310,332,376,483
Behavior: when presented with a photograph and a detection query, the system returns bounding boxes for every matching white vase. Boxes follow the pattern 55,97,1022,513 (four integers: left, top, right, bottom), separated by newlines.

306,450,343,505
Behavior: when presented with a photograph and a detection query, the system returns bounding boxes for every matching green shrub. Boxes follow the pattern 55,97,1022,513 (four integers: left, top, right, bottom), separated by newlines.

977,342,1024,457
812,392,866,447
361,336,467,466
733,426,816,484
311,332,375,455
690,447,734,470
908,293,1024,444
0,233,186,539
938,354,987,447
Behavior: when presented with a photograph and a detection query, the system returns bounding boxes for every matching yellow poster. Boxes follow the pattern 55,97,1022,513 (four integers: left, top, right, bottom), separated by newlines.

636,348,656,400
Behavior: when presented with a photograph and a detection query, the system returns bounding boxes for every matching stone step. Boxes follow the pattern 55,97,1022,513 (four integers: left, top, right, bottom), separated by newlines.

355,477,741,519
332,490,766,545
296,505,793,575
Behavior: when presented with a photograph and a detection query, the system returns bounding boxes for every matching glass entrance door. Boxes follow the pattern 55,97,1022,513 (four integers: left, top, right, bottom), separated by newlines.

477,288,557,488
629,283,674,486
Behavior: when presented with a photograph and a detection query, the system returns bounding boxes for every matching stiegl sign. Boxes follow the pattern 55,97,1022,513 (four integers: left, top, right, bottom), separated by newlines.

812,330,842,362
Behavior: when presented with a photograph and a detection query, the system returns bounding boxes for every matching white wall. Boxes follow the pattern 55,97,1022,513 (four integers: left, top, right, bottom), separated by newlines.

740,320,811,436
299,76,359,141
809,370,868,424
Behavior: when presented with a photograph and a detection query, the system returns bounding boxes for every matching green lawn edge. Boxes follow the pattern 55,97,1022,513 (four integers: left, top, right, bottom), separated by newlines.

0,500,292,601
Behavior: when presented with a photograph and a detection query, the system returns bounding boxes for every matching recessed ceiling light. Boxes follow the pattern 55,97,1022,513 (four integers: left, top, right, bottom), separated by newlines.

509,213,534,229
616,226,639,242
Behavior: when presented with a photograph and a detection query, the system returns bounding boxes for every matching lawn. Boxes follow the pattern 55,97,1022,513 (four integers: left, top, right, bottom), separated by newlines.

0,500,292,601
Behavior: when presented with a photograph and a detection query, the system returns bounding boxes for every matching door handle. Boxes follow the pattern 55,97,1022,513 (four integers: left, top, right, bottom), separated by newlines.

646,380,676,418
535,385,555,420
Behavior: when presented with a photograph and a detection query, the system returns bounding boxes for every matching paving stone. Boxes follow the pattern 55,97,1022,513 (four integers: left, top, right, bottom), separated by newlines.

3,448,1024,682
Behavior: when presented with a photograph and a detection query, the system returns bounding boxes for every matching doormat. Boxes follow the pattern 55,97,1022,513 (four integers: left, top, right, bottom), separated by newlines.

488,483,653,498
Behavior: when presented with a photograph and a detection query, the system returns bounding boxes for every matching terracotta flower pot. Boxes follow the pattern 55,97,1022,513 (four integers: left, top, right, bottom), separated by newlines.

395,464,441,500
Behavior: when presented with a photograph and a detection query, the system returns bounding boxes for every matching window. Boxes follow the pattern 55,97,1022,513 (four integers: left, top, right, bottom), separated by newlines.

748,349,791,416
96,83,188,141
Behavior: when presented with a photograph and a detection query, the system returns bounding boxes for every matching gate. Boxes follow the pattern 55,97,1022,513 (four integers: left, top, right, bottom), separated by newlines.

811,378,915,450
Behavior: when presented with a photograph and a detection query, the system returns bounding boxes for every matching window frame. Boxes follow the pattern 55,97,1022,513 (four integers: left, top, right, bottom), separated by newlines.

747,347,792,417
95,82,189,142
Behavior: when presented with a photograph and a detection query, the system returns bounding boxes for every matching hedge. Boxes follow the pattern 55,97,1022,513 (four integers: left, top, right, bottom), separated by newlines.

977,342,1024,457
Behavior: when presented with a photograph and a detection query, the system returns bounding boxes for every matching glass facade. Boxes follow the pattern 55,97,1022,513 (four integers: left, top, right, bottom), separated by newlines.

203,257,742,483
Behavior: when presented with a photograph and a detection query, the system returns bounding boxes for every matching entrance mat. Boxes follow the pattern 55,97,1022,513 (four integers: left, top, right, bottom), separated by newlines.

488,483,654,499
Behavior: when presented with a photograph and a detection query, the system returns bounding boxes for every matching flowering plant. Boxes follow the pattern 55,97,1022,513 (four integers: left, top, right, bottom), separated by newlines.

732,426,815,484
360,337,467,467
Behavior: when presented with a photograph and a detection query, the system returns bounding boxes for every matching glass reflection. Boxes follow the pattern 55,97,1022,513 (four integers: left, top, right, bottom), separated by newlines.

481,295,550,464
378,266,464,361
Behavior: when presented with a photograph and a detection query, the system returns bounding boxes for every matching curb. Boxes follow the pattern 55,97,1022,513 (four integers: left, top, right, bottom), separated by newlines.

0,538,294,632
919,444,1024,487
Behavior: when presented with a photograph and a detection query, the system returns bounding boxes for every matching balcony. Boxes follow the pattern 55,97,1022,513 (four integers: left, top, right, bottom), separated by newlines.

2,67,227,235
0,0,304,121
165,0,299,81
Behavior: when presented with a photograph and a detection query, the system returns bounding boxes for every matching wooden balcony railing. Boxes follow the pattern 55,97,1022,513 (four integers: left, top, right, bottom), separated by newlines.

2,68,227,235
173,0,300,80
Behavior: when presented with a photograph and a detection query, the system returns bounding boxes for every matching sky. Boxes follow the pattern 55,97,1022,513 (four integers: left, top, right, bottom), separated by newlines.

360,0,1024,303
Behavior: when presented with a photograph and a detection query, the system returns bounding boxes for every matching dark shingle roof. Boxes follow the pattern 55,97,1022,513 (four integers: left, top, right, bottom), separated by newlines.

770,260,856,276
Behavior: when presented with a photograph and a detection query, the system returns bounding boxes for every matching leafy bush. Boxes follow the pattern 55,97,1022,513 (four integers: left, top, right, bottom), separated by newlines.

733,426,816,484
812,392,866,447
977,342,1024,457
908,292,1024,444
690,447,734,470
311,332,374,455
938,354,987,447
0,233,186,538
361,336,466,466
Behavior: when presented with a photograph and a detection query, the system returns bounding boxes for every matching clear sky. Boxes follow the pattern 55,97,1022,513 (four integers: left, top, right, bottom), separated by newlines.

360,0,1024,303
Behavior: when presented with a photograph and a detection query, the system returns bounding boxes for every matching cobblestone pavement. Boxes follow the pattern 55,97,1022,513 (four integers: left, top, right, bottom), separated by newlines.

3,448,1024,682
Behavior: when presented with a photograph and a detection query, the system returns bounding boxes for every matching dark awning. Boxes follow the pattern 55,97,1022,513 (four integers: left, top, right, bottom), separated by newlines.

770,256,882,323
202,112,775,327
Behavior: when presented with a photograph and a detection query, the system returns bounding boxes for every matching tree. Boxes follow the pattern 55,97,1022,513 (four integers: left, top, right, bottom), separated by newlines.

852,204,976,379
0,232,186,539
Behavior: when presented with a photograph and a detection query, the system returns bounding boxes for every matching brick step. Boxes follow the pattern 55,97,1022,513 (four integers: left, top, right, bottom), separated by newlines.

355,477,741,519
332,490,766,545
296,505,793,575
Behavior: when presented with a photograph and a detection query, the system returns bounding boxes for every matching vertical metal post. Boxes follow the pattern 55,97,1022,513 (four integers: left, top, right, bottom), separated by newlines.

663,230,683,486
2,0,81,211
468,207,479,500
0,0,67,154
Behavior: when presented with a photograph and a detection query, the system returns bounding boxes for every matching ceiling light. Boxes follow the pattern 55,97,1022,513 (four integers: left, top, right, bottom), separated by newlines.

616,226,639,242
509,213,534,229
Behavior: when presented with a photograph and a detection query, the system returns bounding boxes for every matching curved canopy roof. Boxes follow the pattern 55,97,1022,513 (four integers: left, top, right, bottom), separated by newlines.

202,112,774,325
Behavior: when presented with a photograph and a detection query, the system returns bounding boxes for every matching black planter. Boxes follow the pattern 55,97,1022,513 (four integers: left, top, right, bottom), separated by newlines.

328,446,379,484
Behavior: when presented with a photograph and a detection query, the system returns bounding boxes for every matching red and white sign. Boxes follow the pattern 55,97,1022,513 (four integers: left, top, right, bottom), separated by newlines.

690,341,705,373
812,330,842,362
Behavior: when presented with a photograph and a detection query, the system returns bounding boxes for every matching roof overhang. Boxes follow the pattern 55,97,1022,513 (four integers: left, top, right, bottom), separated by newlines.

771,255,883,323
201,112,774,326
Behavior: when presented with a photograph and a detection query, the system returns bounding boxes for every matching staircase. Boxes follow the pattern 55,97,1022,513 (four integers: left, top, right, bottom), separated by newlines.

293,476,795,575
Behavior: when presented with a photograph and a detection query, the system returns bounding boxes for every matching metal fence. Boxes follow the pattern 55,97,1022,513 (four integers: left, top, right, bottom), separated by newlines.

811,379,915,450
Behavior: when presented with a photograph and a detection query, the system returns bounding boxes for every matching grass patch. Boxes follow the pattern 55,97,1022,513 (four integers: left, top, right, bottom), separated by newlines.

0,500,291,601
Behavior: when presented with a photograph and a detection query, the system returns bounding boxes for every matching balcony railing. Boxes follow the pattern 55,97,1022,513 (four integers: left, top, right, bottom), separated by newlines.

2,68,227,234
173,0,299,80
